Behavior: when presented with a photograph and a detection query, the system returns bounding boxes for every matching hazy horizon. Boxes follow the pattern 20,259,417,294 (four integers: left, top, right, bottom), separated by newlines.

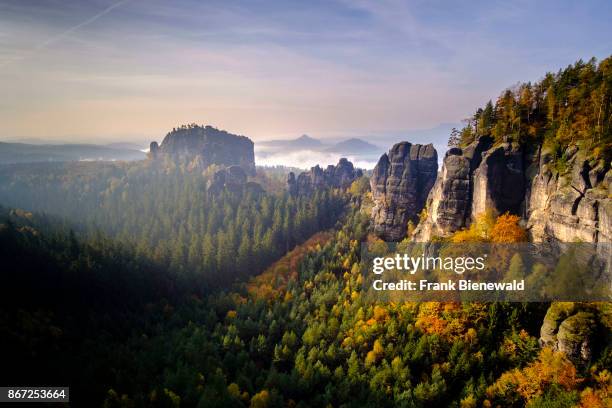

0,121,457,146
1,0,611,148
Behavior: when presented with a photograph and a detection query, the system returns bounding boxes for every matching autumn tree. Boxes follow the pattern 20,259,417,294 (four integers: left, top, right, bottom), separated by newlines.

491,213,527,243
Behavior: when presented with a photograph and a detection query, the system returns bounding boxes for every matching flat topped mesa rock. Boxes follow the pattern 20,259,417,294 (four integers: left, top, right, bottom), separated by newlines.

288,158,363,196
150,124,255,175
370,142,438,241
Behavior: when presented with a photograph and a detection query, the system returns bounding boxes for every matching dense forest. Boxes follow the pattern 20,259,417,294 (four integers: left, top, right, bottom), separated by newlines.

0,161,346,290
451,57,612,164
1,194,610,407
0,56,611,408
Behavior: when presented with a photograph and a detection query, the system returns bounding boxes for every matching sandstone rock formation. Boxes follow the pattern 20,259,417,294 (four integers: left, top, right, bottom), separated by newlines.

471,144,525,217
150,124,255,175
401,136,611,363
413,136,612,243
411,148,471,240
149,141,159,159
527,146,611,243
287,172,298,196
539,302,603,365
414,137,528,240
206,165,258,195
527,149,611,363
370,142,438,241
288,158,363,196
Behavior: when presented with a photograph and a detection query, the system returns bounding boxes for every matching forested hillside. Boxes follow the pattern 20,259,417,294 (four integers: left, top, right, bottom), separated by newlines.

0,141,146,164
453,57,612,163
0,170,352,405
2,195,610,407
0,207,176,399
0,161,346,289
0,56,611,408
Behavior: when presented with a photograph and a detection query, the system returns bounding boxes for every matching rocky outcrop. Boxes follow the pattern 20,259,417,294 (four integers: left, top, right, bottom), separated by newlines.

288,158,363,196
150,124,255,175
528,149,611,364
330,157,364,188
471,143,525,217
287,172,298,196
414,137,530,240
527,146,611,243
370,142,438,241
206,165,262,195
539,302,603,365
412,148,472,240
149,141,159,159
402,136,611,362
413,136,612,243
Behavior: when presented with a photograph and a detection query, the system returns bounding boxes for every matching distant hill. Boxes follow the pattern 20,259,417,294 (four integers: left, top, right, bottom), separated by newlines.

105,142,147,151
326,138,381,154
259,134,324,150
260,135,381,155
288,135,324,149
1,137,72,145
0,142,146,164
256,135,384,169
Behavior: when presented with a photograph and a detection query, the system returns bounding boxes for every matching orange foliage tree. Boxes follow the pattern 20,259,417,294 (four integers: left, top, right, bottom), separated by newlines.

486,348,581,405
450,211,527,243
491,213,527,243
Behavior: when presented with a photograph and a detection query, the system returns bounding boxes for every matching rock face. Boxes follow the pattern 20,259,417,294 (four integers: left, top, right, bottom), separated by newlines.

287,172,298,196
539,303,601,365
414,137,528,240
527,149,611,364
471,144,525,217
151,124,255,175
401,136,611,363
413,136,612,243
288,158,363,196
370,142,438,241
527,146,612,243
149,141,159,159
206,165,260,195
412,148,472,240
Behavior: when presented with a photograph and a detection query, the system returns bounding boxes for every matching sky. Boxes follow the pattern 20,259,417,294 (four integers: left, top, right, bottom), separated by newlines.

0,0,610,147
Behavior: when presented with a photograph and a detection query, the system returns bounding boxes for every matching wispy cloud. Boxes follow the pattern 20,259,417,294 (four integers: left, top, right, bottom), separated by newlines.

0,0,130,68
0,0,610,145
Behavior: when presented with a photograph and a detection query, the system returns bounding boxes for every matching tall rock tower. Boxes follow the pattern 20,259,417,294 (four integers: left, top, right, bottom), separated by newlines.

370,142,438,241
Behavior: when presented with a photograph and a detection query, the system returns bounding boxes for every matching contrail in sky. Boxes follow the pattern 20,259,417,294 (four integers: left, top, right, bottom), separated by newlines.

0,0,129,69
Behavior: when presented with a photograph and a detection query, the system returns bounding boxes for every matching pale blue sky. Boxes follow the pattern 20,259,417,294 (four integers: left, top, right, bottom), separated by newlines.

0,0,610,144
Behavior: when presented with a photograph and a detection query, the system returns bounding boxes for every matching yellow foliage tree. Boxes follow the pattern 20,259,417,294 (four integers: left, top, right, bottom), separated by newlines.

365,350,377,367
451,211,496,243
373,305,388,322
365,339,384,366
372,339,384,356
227,383,241,399
460,394,477,408
250,390,270,408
